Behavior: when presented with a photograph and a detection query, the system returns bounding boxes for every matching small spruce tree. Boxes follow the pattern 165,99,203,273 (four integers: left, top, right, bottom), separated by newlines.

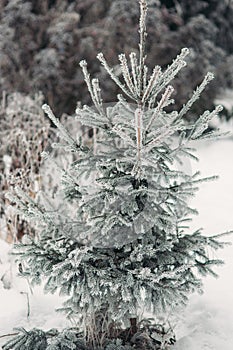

4,0,230,349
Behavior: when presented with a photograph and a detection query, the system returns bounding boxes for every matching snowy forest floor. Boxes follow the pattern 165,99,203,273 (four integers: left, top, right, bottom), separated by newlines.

0,138,233,350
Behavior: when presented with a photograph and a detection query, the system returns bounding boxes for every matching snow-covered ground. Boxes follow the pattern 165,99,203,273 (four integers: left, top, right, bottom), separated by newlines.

173,138,233,350
0,137,233,349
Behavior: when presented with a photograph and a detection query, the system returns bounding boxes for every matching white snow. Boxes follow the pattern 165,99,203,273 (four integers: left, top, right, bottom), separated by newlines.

173,138,233,350
0,138,233,349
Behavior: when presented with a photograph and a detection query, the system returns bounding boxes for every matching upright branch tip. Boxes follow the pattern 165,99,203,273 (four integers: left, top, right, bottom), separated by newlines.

138,0,148,96
206,72,214,82
181,48,190,57
42,104,50,114
79,60,87,68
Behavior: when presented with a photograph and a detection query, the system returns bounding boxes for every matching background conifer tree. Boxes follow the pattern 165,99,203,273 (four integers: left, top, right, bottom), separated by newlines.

4,0,230,349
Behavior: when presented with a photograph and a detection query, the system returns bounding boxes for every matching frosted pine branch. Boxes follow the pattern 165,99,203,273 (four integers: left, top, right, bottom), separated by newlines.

119,54,136,97
146,85,174,132
80,60,96,105
80,60,104,115
142,66,161,104
42,104,79,151
144,127,175,153
138,0,148,96
191,105,223,139
92,78,103,110
143,65,148,92
132,108,143,177
178,72,215,119
129,52,139,95
97,53,135,100
112,125,136,148
149,48,189,106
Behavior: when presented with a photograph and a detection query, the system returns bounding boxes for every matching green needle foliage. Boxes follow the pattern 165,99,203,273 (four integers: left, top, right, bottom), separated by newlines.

4,0,231,349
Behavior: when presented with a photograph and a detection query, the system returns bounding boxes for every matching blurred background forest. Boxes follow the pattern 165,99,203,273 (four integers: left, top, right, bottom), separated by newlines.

0,0,233,118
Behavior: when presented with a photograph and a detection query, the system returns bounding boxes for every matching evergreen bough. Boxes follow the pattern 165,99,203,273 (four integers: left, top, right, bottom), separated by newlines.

4,0,231,349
